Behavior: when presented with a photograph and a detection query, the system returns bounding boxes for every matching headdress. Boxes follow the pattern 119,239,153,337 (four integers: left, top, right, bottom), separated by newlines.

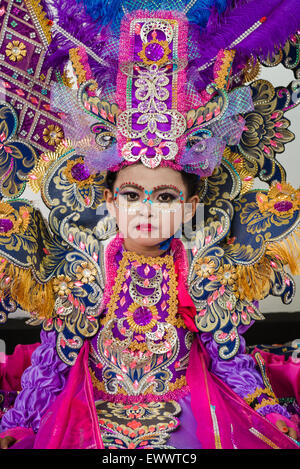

49,5,254,178
0,0,300,363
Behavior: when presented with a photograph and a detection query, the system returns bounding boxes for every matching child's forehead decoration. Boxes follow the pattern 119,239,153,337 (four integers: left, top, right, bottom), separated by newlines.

52,11,254,179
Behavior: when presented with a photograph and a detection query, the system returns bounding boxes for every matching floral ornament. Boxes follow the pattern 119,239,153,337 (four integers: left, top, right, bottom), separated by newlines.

0,202,30,236
239,198,297,236
256,182,300,217
53,274,74,297
28,139,77,193
194,257,216,279
238,80,294,181
75,261,97,284
242,56,261,84
124,303,159,334
216,264,238,288
0,102,37,198
5,41,27,62
43,124,64,146
223,147,254,195
64,157,96,189
52,155,105,212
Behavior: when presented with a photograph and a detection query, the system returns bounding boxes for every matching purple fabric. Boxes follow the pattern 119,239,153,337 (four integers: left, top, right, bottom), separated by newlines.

7,434,35,450
201,326,291,419
1,331,70,433
168,393,202,449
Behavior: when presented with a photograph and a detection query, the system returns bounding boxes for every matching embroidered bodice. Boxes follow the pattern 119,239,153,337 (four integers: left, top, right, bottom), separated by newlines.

88,248,194,402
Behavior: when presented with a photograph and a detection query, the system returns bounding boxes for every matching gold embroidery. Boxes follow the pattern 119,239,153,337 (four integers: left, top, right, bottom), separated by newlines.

43,124,64,146
101,251,185,329
138,39,171,67
256,182,300,217
95,399,181,449
254,398,280,412
244,387,279,408
90,367,187,394
24,0,52,45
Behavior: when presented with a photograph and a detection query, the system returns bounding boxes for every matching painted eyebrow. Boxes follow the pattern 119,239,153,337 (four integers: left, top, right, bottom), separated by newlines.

119,182,144,191
118,183,183,194
152,184,182,194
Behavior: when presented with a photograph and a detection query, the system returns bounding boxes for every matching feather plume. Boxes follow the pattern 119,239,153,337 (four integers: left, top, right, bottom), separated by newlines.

190,0,300,90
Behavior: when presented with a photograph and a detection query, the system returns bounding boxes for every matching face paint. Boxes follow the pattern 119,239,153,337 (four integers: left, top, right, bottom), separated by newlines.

113,183,184,213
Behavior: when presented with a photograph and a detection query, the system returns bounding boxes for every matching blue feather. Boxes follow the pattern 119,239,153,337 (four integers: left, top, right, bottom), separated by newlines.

74,0,123,25
75,0,231,28
187,0,231,27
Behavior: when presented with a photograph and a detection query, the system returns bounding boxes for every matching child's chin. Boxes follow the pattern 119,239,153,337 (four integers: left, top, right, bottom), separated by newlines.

131,235,166,247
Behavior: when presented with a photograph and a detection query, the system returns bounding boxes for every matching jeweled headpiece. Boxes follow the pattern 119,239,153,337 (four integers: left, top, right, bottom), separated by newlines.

50,8,253,178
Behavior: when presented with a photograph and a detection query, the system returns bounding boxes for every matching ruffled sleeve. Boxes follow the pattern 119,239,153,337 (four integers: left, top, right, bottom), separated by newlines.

0,330,70,436
200,326,291,420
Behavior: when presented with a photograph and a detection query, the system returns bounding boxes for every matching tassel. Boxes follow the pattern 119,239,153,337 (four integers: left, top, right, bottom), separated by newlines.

0,263,55,319
236,260,274,301
265,228,300,276
235,226,300,301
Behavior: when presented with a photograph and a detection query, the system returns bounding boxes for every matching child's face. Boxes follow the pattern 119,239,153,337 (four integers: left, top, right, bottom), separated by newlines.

104,164,199,252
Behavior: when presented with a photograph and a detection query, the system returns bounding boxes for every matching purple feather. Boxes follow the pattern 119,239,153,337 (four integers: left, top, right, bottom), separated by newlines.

42,0,119,94
190,0,300,90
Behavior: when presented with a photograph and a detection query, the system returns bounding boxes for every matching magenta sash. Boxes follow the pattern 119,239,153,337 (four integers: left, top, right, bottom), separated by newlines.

0,343,40,391
32,341,103,449
186,337,300,449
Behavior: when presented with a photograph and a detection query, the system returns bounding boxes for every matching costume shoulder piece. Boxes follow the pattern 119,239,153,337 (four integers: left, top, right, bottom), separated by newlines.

188,67,300,359
0,0,300,364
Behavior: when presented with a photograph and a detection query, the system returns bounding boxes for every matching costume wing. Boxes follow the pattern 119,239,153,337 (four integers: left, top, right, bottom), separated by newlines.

1,0,300,364
188,36,300,359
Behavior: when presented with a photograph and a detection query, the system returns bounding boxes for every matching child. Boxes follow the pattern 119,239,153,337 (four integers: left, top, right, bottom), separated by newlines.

1,0,300,450
0,162,299,449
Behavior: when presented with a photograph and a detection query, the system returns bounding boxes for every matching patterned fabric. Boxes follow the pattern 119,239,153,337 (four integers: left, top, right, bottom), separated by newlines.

95,400,181,449
89,247,193,401
0,0,67,157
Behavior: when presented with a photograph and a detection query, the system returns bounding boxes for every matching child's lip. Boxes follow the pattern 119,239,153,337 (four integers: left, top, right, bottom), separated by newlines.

136,223,156,231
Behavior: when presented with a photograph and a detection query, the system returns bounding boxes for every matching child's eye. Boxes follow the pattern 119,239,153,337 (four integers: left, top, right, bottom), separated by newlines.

121,191,139,202
157,192,177,203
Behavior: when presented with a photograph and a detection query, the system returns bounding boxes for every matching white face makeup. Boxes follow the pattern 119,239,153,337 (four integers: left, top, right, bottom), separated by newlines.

104,164,199,256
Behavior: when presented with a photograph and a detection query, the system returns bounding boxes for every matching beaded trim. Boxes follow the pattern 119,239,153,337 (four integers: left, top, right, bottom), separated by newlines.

248,428,280,449
244,387,279,411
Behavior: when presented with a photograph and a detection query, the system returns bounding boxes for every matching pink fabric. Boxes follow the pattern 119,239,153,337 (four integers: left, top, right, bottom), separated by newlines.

0,425,34,442
171,237,198,332
253,348,300,403
0,343,40,391
32,341,103,449
186,337,300,449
